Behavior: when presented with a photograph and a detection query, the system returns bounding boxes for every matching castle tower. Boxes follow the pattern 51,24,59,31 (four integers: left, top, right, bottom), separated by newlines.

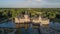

38,15,42,23
24,11,30,22
24,11,28,18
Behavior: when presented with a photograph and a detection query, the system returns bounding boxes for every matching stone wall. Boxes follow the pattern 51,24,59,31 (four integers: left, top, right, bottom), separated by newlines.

15,15,30,23
14,15,49,25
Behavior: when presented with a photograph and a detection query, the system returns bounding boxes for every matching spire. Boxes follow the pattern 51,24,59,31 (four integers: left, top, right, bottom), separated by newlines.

25,11,28,15
25,8,30,15
29,8,30,10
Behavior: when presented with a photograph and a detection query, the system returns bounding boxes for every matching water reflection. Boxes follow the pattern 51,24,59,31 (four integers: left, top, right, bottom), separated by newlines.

49,22,60,30
0,21,60,34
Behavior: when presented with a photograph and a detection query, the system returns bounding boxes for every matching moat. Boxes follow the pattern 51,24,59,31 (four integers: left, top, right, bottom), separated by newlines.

0,21,60,34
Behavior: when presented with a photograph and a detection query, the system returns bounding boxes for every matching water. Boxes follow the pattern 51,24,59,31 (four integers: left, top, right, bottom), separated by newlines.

0,21,16,28
0,21,60,34
49,22,60,30
0,21,40,34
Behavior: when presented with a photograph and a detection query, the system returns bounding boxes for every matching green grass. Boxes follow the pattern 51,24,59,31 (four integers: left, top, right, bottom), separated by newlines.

52,18,60,23
0,29,2,34
14,29,22,34
32,26,39,28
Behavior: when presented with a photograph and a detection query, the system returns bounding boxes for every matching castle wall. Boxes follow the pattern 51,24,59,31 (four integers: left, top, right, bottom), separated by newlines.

14,15,50,25
41,19,49,25
15,15,30,23
32,19,41,23
15,18,20,23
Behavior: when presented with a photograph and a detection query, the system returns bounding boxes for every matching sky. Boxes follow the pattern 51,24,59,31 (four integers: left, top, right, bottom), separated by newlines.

0,0,60,8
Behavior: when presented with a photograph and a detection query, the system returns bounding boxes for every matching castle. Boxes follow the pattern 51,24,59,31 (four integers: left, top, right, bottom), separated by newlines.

14,11,50,28
14,14,49,25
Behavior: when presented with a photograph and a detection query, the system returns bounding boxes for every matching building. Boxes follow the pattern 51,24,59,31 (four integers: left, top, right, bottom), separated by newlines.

14,13,50,28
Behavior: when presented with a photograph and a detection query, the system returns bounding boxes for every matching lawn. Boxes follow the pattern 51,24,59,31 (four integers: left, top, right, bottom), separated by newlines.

51,18,60,23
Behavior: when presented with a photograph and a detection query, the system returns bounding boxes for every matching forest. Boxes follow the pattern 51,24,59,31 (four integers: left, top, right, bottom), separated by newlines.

0,8,60,22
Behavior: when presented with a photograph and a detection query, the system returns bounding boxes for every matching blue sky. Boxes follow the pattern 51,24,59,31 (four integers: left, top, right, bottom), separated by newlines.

0,0,60,8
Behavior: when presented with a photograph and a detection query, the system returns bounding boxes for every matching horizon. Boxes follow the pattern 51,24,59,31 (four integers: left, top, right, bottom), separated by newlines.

0,0,60,8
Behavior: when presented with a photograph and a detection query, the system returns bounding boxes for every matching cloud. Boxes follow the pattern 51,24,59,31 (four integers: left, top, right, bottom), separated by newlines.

44,0,60,3
0,0,60,8
35,0,42,2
